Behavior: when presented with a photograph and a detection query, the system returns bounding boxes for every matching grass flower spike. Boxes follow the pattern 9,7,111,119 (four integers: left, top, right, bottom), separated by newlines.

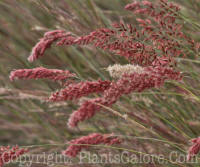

0,146,28,167
10,67,76,82
62,133,121,157
187,137,200,161
28,30,71,62
68,66,182,127
49,80,111,101
107,64,145,78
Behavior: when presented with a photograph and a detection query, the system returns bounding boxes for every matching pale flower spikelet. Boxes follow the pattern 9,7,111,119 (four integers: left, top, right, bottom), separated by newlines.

106,64,145,78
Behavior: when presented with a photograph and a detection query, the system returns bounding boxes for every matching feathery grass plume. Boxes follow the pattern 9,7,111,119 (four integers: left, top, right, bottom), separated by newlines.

0,146,28,167
9,67,76,82
31,27,147,63
49,80,111,102
125,0,180,26
125,0,196,62
106,64,145,78
29,26,157,65
103,66,182,102
68,66,182,127
68,98,106,128
62,133,121,157
27,0,197,67
28,30,71,62
187,137,200,161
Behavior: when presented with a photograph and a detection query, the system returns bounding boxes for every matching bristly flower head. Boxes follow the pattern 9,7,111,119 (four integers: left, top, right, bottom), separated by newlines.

28,30,71,62
67,66,182,127
9,67,76,82
187,137,200,161
67,97,106,128
62,133,121,157
0,146,28,167
107,64,145,78
27,0,197,67
49,80,111,102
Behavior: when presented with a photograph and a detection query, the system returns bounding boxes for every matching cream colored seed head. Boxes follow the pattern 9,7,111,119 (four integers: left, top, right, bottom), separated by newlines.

106,64,144,78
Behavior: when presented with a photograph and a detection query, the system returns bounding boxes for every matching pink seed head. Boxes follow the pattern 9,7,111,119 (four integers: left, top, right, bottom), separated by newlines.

62,133,121,157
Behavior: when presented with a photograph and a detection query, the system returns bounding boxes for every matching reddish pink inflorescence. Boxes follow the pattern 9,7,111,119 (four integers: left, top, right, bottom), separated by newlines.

49,80,111,101
28,30,71,62
0,146,28,167
67,66,182,128
62,133,121,157
187,137,200,161
25,1,196,67
9,67,75,82
68,97,106,128
25,0,197,66
26,0,197,66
